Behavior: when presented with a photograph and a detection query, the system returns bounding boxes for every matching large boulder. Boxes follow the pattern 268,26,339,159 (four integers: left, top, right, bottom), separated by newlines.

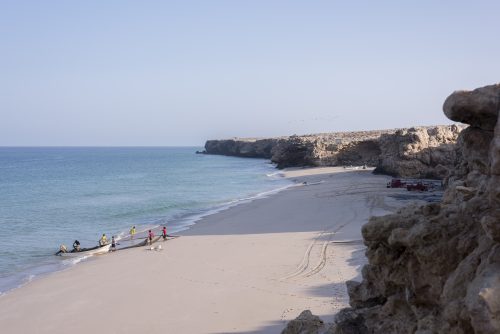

374,125,463,178
281,310,325,334
443,84,500,131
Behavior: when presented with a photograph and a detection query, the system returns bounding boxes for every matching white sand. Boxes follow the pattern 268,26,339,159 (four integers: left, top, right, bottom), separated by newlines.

0,167,415,333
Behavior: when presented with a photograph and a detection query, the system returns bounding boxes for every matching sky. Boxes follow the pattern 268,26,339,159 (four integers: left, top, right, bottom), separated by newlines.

1,1,499,146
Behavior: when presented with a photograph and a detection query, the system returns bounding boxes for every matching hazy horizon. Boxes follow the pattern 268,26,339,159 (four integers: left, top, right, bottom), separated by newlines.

2,1,499,146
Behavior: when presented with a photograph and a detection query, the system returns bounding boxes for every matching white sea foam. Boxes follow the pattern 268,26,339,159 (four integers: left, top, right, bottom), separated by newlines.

62,255,92,266
115,231,127,241
266,171,285,178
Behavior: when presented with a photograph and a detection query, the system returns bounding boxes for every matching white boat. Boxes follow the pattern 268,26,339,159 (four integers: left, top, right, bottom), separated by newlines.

56,244,111,257
343,165,367,170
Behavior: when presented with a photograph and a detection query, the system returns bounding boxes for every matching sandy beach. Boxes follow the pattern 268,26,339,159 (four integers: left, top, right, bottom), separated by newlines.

0,167,420,333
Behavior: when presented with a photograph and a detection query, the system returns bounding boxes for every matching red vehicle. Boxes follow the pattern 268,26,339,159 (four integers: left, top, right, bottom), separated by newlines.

406,182,429,191
387,178,442,191
387,179,407,188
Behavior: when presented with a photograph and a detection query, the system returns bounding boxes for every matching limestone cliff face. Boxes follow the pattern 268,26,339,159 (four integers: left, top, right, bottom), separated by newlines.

204,138,279,158
374,125,463,179
269,132,384,169
328,84,500,334
204,126,463,178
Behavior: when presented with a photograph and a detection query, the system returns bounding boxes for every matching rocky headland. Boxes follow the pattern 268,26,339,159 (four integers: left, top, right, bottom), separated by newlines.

282,84,500,334
203,125,464,179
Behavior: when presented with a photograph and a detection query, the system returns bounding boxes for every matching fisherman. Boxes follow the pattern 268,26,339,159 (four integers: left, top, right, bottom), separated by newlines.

130,226,136,239
99,233,107,246
73,240,81,252
110,236,116,252
148,230,154,245
59,244,68,254
162,226,167,240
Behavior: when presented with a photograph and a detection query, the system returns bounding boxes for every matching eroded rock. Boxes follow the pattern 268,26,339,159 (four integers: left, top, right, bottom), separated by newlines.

327,83,500,333
281,310,325,334
443,84,500,131
204,125,464,178
374,125,462,178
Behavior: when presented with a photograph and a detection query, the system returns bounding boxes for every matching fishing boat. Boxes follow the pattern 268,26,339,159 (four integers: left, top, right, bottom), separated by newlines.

55,243,111,257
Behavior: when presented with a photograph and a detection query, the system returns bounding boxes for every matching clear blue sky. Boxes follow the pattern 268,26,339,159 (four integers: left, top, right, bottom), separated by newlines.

1,1,499,146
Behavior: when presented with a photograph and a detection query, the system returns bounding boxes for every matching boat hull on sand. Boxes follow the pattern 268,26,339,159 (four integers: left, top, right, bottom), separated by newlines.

119,236,161,250
56,244,111,257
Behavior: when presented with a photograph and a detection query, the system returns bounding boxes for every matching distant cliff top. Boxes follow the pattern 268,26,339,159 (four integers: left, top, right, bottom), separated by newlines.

203,124,466,178
209,125,457,143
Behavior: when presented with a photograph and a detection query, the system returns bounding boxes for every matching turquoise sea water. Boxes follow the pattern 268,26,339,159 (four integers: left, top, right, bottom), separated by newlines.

0,147,290,294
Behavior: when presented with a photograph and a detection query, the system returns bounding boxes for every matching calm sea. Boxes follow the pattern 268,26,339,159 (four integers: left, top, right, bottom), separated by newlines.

0,147,290,294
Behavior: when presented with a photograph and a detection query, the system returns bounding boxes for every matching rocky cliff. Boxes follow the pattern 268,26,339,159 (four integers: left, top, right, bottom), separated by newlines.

373,125,462,179
204,138,279,159
203,126,463,179
282,83,499,334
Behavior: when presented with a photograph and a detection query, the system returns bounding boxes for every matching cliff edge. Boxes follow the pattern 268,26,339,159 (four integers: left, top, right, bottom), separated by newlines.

203,125,463,179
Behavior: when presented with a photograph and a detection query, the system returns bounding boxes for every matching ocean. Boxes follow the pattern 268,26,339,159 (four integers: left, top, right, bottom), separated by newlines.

0,147,291,294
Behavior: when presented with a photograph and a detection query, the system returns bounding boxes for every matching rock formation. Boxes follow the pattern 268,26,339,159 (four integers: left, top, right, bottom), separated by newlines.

323,84,500,333
281,310,325,334
270,133,383,169
204,138,279,159
203,126,464,179
373,125,462,179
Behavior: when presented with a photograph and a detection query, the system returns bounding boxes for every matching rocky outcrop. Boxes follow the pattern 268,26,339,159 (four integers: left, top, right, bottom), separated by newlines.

325,83,500,333
373,125,462,179
269,132,384,169
204,125,464,178
204,138,279,158
203,130,391,168
443,84,500,131
281,310,325,334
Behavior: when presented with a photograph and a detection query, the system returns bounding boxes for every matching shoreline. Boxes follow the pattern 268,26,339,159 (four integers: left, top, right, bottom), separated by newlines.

0,167,423,333
0,167,293,296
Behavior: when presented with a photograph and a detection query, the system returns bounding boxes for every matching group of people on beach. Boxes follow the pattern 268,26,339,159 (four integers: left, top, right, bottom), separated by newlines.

61,226,170,255
129,225,168,244
105,225,169,250
97,233,117,251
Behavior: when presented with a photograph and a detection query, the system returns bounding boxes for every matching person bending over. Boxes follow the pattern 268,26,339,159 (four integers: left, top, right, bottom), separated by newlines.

99,233,107,246
73,240,81,252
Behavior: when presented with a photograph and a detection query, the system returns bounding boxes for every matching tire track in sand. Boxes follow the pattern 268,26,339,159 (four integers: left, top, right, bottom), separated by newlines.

280,210,357,280
281,180,369,281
